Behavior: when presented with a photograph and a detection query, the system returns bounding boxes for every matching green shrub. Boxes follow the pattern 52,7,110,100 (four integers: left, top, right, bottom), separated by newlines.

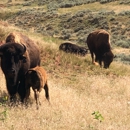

116,40,130,48
115,53,130,64
118,11,130,16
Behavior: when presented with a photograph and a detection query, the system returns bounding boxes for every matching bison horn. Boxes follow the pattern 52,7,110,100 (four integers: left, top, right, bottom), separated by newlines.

17,43,26,55
21,43,26,54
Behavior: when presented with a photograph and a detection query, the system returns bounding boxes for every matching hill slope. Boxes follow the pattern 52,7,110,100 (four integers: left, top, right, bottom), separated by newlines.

0,1,130,130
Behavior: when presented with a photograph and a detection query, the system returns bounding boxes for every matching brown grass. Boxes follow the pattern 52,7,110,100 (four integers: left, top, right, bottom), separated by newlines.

0,4,130,129
0,65,130,130
58,1,130,15
0,27,130,129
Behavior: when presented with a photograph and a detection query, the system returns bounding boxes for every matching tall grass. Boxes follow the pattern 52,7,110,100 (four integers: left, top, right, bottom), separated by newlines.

0,12,130,130
0,67,129,130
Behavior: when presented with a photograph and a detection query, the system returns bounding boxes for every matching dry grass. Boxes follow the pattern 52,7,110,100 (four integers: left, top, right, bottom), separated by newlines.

0,65,130,130
0,24,130,129
0,5,130,129
58,1,130,15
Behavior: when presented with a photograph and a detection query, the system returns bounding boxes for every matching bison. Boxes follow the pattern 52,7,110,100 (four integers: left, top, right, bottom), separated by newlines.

0,32,41,102
59,41,88,56
25,66,49,109
86,30,114,68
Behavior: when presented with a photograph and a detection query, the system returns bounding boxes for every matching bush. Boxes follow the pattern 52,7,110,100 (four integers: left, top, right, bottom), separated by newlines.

115,53,130,64
116,40,130,48
118,11,130,16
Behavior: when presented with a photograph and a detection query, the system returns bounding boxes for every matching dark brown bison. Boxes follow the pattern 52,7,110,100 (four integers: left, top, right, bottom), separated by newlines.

59,41,88,56
25,66,49,109
86,30,114,68
0,32,41,102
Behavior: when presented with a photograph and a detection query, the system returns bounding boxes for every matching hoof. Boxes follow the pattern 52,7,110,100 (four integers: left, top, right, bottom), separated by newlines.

93,62,99,66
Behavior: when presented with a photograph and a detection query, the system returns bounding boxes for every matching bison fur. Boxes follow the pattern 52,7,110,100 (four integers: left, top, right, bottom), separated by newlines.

25,66,49,109
59,41,88,56
86,30,114,68
0,32,41,102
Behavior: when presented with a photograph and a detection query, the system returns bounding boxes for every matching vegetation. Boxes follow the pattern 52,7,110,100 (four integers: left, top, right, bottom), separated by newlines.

0,0,130,130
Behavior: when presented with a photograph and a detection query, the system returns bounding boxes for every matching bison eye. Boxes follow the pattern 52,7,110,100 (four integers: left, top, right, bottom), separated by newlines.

14,56,20,62
20,55,27,63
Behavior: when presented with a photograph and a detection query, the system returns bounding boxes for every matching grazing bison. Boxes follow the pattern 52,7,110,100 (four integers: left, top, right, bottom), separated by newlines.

25,66,49,109
59,41,88,56
86,30,114,68
0,32,40,102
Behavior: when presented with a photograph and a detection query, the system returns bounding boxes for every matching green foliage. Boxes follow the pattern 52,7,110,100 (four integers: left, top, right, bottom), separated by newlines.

100,0,116,4
119,11,130,16
0,108,8,122
115,53,130,65
119,0,130,5
92,111,104,122
1,1,129,47
115,40,130,48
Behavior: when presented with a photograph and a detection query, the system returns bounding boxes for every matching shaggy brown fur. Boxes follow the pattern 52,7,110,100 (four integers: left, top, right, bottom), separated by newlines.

59,41,88,56
86,29,114,68
0,32,40,102
25,66,49,109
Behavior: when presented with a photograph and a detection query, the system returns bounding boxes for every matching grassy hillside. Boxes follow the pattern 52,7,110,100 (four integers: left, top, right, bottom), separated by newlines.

0,0,130,63
0,1,130,130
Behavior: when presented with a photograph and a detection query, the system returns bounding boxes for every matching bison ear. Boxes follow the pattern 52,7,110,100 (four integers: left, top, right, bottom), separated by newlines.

25,70,32,76
27,70,36,75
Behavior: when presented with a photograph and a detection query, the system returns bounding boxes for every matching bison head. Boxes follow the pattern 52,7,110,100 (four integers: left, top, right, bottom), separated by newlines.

25,70,40,87
103,51,114,69
59,44,66,51
0,42,26,86
79,48,88,56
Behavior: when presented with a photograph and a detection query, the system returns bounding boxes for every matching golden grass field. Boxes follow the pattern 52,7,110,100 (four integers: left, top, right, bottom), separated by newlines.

0,1,130,129
0,24,130,129
0,61,130,130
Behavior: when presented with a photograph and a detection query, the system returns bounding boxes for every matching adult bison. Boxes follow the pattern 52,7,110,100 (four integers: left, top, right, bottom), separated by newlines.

0,32,41,102
59,41,88,56
86,30,114,68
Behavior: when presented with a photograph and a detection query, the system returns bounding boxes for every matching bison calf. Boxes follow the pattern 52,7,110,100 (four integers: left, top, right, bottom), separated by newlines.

25,66,49,109
59,41,88,56
86,29,114,68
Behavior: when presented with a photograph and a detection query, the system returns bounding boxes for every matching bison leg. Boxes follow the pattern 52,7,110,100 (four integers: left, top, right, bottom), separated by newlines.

44,83,49,101
18,80,26,102
24,87,30,105
6,83,17,102
94,54,99,66
90,51,95,64
34,89,40,110
99,58,103,68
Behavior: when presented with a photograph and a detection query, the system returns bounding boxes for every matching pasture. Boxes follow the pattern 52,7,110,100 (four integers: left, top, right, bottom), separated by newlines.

0,0,130,129
0,62,130,130
0,28,130,129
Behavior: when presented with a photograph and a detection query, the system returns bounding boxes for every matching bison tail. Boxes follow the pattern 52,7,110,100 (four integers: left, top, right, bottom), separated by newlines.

44,83,49,101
